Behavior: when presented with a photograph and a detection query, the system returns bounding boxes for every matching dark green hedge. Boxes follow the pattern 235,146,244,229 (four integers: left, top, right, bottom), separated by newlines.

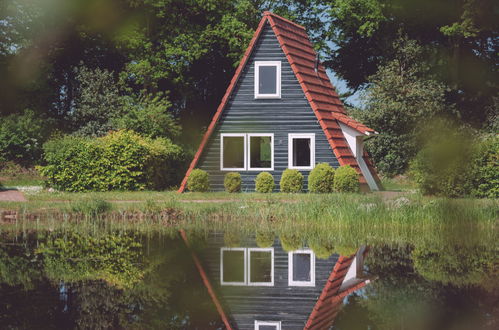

39,130,183,191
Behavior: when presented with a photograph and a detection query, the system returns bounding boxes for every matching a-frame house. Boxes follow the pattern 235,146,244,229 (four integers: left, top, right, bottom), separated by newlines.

179,12,381,192
181,230,373,329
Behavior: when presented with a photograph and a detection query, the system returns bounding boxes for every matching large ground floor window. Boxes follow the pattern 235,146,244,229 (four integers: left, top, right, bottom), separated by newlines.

220,133,273,171
220,247,274,286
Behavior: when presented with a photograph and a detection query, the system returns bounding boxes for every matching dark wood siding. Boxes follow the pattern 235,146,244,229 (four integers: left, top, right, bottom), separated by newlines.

199,232,338,330
197,22,339,191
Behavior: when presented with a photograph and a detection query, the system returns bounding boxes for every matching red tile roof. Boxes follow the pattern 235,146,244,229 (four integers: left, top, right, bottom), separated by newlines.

178,12,379,192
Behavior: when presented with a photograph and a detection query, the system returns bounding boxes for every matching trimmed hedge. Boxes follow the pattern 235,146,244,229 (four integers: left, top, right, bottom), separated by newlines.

187,169,209,192
224,172,241,193
255,172,274,193
39,130,183,191
280,169,303,193
334,165,359,192
308,163,335,193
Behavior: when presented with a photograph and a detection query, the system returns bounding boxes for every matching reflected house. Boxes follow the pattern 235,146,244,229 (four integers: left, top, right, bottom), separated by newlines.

182,231,373,330
178,11,382,193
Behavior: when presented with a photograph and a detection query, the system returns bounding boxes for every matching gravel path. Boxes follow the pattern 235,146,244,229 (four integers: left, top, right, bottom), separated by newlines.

0,189,27,202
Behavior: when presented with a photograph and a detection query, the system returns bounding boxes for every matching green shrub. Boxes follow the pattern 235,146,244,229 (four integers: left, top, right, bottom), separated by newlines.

309,238,335,259
279,234,302,252
469,136,498,198
256,231,275,248
255,172,274,193
224,172,241,193
334,165,359,192
69,199,111,215
39,130,183,192
335,246,358,256
308,163,335,193
187,169,209,192
0,109,53,165
280,169,303,193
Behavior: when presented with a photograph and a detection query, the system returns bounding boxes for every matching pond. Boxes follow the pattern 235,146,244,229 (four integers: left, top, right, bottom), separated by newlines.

0,227,496,329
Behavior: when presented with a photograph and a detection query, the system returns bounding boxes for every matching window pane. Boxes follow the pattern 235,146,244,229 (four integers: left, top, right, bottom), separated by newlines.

250,251,272,283
223,136,244,168
259,66,277,94
250,136,272,168
293,253,311,282
222,250,245,283
259,326,277,330
293,138,311,167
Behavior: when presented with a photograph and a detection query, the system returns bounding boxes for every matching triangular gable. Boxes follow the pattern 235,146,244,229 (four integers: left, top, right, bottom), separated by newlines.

178,12,379,192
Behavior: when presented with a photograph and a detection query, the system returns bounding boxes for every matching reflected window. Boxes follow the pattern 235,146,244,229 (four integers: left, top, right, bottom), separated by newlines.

288,249,315,286
221,247,274,286
255,320,281,330
249,134,273,170
221,134,246,170
249,248,274,286
288,133,315,170
221,248,246,285
255,61,281,99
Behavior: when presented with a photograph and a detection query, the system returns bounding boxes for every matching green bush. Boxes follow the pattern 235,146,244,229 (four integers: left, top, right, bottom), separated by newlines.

256,231,275,248
69,199,112,215
334,165,359,192
39,130,183,192
279,234,302,252
255,172,274,193
308,163,335,193
469,136,498,198
224,172,241,193
0,109,53,165
411,133,498,198
187,169,209,192
280,169,303,193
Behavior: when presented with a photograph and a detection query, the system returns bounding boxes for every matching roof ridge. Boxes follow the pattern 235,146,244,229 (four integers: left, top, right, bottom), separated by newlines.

263,11,306,30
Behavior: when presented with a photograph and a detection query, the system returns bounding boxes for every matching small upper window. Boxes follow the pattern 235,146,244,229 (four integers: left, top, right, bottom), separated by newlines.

288,133,315,170
255,61,281,99
255,320,281,330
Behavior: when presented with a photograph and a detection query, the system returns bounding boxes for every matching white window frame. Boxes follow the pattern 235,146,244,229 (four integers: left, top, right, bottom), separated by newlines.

247,133,274,171
248,248,274,286
288,249,316,287
220,248,247,286
220,133,247,171
255,320,281,330
288,133,315,170
254,61,281,99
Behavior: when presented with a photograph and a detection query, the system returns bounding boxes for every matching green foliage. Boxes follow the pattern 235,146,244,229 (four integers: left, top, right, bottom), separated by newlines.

71,66,123,137
39,130,183,191
37,232,144,288
255,231,275,248
334,165,359,192
224,172,241,193
308,163,335,193
335,246,358,256
469,136,499,198
279,234,302,252
187,169,209,192
255,172,275,193
358,38,453,176
113,93,181,140
69,199,112,215
412,245,495,287
411,128,498,198
0,109,52,165
280,169,303,193
309,238,335,259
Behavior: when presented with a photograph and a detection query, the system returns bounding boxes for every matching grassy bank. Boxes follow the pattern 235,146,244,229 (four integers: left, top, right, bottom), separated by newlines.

1,191,496,238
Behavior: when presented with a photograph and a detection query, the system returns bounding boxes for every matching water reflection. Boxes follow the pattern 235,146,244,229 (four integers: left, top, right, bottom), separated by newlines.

0,230,496,329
